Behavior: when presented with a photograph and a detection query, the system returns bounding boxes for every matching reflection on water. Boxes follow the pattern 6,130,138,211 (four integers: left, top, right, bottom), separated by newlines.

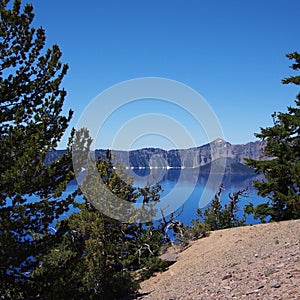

67,168,266,225
131,168,266,225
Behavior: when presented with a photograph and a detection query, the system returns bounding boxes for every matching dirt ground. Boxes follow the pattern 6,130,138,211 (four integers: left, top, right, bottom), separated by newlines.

137,220,300,299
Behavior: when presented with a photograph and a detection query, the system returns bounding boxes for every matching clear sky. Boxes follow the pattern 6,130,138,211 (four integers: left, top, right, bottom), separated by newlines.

28,0,299,150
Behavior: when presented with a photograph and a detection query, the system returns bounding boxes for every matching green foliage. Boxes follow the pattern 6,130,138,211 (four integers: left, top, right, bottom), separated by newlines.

197,185,246,231
264,268,275,277
203,185,246,230
33,150,168,299
0,0,77,297
175,186,246,248
244,202,271,223
246,52,300,221
31,207,140,299
189,217,210,238
177,216,210,247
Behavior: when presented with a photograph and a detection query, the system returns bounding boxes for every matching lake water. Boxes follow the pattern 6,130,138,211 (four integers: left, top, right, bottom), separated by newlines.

69,168,267,225
134,169,266,225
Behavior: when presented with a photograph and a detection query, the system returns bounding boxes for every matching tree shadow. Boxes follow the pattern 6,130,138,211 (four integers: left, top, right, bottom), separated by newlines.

120,291,153,299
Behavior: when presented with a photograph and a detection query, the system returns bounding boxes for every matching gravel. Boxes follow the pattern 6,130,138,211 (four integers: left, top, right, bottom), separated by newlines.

136,220,300,299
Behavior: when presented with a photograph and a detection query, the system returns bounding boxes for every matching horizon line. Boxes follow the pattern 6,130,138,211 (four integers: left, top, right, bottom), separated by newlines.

55,138,262,152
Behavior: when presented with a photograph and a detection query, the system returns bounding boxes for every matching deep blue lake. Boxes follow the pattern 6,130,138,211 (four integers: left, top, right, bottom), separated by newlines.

134,169,265,225
67,168,267,225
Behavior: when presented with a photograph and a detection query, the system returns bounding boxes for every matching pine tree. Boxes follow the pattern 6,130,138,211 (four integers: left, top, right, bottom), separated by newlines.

200,185,246,230
246,52,300,221
33,150,167,299
0,0,76,297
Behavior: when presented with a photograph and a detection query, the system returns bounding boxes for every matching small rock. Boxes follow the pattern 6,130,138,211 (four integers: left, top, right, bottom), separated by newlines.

222,274,232,280
276,263,285,269
257,285,264,289
246,289,259,295
271,283,281,288
159,253,177,263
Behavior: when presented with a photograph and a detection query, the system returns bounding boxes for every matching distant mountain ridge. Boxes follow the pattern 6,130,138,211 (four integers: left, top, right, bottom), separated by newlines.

95,139,265,172
47,139,266,174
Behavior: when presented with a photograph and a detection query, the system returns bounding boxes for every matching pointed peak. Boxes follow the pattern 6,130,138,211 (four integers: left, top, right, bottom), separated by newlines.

211,138,230,145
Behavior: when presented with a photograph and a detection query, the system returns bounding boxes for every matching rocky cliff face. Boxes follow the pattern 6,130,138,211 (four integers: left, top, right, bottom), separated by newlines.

100,139,266,171
47,139,266,174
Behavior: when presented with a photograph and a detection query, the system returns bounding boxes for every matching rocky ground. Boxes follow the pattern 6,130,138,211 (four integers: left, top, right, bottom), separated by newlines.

136,220,300,299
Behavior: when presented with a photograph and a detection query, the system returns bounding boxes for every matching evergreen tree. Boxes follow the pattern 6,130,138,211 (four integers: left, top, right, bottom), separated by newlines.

246,52,300,221
200,185,246,231
34,150,167,299
0,0,76,297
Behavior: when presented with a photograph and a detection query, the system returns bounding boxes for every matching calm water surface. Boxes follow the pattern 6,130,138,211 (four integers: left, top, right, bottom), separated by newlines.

62,169,267,225
132,169,266,225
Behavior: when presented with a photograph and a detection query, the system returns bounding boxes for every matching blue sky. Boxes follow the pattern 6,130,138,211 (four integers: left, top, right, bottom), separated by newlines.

29,0,299,150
